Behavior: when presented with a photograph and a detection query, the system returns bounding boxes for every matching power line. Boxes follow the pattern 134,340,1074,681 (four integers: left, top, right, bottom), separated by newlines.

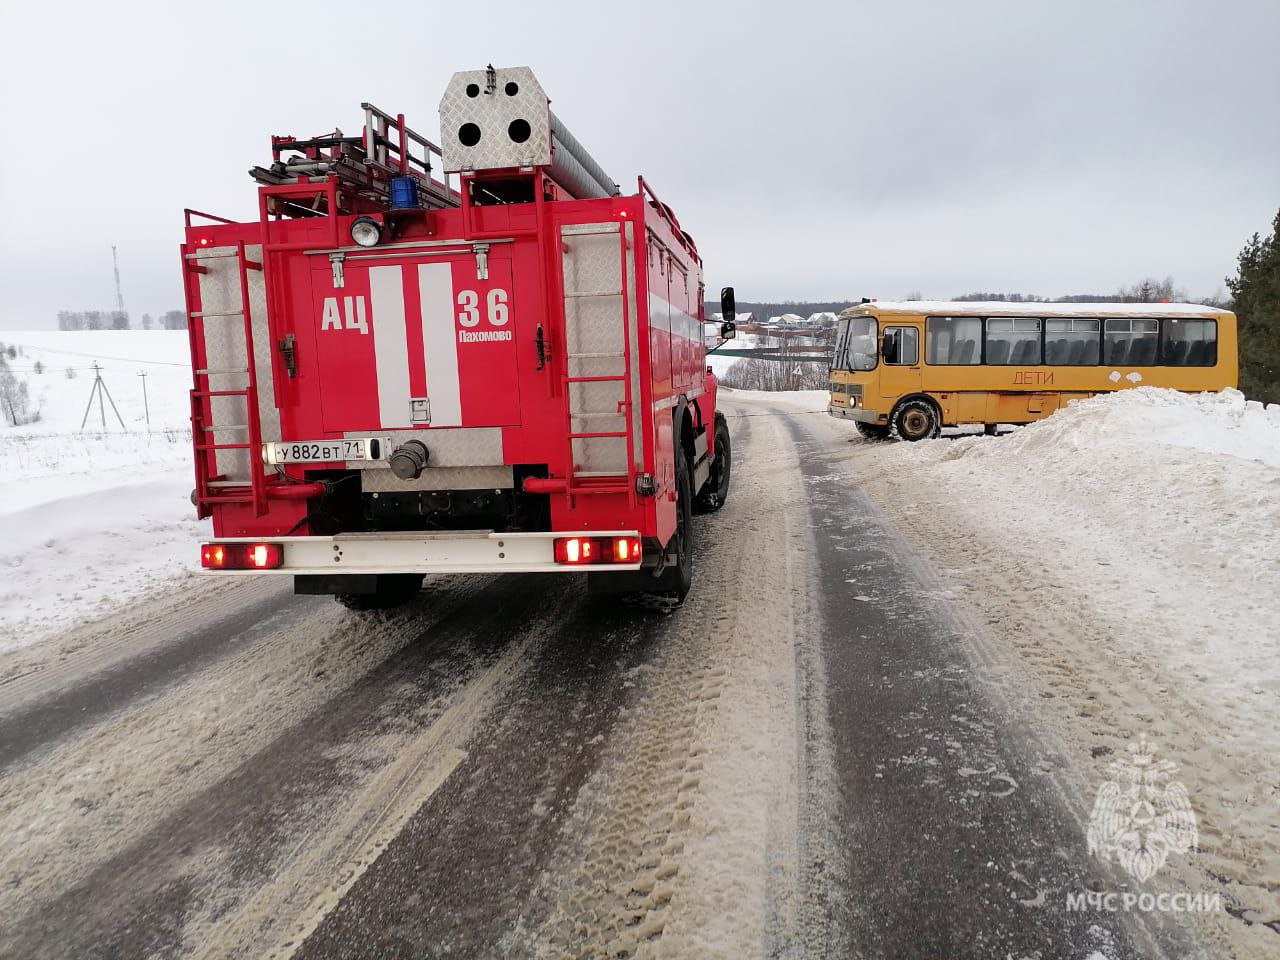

0,343,189,366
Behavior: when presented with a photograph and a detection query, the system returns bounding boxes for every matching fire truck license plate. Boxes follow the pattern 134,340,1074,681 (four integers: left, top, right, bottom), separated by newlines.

266,439,376,464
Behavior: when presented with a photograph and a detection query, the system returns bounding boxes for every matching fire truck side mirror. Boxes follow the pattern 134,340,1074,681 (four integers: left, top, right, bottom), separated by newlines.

720,286,736,322
720,321,737,340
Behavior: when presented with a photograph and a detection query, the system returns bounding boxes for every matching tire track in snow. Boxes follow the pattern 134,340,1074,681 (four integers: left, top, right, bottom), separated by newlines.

0,578,317,769
526,409,847,958
0,574,490,934
2,573,558,960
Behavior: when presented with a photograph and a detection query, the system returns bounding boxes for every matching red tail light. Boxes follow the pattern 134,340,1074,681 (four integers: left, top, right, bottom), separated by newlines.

554,537,596,564
553,536,642,565
201,542,283,570
612,537,641,562
247,543,283,568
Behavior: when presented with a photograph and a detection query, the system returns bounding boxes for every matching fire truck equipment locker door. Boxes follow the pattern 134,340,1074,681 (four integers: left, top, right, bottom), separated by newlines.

309,254,521,433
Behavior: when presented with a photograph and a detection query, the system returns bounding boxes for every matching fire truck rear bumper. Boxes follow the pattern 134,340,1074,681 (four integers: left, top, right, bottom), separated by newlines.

201,531,644,575
827,404,883,424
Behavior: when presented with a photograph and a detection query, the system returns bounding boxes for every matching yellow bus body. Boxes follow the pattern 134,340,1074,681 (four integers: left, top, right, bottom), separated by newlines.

828,301,1237,439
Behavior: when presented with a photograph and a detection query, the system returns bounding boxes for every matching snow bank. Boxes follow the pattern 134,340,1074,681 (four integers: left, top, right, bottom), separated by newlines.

928,387,1280,470
0,332,199,651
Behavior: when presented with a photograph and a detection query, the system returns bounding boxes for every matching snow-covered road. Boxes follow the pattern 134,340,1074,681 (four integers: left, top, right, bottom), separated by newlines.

1,389,1277,959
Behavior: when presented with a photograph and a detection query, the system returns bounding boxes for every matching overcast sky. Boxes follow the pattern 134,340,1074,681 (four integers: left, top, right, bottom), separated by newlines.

2,0,1277,329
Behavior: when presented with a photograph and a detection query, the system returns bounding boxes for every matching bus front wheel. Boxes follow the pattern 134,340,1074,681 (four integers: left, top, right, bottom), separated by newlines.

891,399,941,442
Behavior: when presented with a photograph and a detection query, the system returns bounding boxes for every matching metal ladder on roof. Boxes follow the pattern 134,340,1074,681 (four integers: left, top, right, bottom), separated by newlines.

559,221,637,503
181,237,269,518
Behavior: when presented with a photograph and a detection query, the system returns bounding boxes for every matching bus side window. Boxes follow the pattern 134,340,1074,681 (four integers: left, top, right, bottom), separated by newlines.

1163,318,1217,366
884,326,918,365
1045,318,1100,365
1105,318,1158,365
985,317,1041,365
927,316,981,364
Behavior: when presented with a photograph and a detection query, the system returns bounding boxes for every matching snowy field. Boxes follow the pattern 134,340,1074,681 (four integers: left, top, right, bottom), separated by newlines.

0,331,200,651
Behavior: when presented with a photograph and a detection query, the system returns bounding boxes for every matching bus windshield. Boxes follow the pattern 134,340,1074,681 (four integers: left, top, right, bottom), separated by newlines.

836,317,877,371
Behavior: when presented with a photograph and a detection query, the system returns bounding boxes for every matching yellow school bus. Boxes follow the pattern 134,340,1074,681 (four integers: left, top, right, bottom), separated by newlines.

828,301,1238,440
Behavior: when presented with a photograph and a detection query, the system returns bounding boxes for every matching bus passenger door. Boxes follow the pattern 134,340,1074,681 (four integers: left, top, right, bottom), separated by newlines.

879,325,922,401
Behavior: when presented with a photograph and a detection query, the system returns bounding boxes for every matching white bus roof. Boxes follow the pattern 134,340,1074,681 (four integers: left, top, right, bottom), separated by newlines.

842,300,1230,318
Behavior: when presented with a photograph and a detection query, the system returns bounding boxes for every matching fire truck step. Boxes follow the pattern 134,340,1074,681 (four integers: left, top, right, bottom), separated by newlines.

565,290,624,298
566,375,626,383
195,368,250,375
190,310,245,318
568,431,628,439
202,424,250,432
567,352,625,359
192,388,252,398
195,442,252,451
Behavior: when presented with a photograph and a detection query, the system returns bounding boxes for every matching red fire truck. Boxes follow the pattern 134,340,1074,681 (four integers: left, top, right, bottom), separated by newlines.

183,66,735,608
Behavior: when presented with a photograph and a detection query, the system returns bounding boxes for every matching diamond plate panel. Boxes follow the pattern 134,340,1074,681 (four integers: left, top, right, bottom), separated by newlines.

343,427,504,467
561,224,631,475
572,435,627,473
194,247,250,481
439,66,551,172
623,222,642,470
244,244,280,443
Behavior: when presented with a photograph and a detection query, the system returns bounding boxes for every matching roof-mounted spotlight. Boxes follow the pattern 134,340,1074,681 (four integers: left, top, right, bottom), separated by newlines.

350,216,383,248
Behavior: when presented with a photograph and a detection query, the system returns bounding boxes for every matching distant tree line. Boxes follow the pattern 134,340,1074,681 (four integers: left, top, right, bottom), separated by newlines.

703,299,859,320
57,309,186,330
953,278,1230,306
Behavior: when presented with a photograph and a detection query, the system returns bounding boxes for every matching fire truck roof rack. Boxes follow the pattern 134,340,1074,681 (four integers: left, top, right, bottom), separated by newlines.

250,102,460,216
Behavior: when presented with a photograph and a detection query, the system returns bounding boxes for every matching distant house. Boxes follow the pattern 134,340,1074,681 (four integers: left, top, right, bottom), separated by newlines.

807,312,838,326
711,311,755,326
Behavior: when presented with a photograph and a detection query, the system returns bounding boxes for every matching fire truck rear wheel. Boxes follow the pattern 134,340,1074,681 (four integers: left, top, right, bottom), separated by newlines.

662,443,695,600
335,574,424,612
695,412,732,512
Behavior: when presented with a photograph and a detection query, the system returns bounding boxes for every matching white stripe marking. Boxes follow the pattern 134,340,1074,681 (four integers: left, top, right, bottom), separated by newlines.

419,263,462,427
369,266,411,428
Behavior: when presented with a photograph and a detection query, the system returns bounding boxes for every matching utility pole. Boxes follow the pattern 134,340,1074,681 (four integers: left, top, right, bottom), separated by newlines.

80,362,128,432
111,245,128,328
137,370,151,432
112,245,126,313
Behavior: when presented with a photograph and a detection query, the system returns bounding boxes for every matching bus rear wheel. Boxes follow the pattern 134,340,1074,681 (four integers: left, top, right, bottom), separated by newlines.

854,421,891,441
891,399,941,442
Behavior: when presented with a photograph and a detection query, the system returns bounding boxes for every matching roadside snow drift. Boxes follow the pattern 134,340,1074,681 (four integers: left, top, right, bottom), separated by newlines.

944,386,1280,468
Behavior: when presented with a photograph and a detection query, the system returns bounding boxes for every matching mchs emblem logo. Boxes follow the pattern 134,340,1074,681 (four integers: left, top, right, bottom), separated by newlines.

1086,737,1198,883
